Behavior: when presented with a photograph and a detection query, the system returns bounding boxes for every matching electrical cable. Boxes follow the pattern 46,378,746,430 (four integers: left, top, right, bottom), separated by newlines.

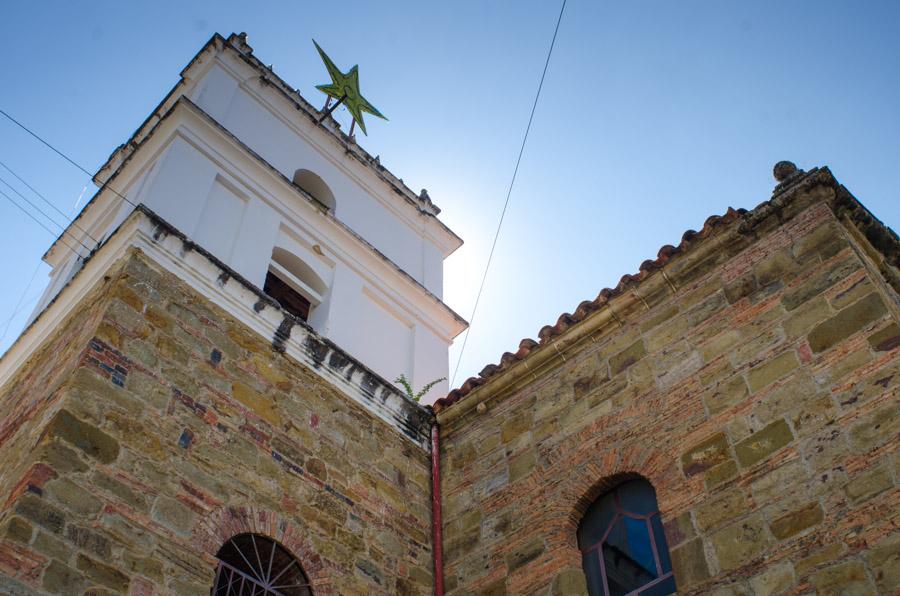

0,108,137,209
450,0,567,388
0,266,42,345
0,175,94,253
0,108,140,340
0,187,83,257
0,159,99,244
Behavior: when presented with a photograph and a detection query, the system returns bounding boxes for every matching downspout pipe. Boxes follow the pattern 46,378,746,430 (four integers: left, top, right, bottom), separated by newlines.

431,420,444,596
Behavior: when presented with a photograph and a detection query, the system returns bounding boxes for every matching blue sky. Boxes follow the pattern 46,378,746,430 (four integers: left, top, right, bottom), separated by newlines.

1,1,898,389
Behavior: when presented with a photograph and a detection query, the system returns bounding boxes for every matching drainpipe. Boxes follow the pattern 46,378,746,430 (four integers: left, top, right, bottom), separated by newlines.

431,420,444,596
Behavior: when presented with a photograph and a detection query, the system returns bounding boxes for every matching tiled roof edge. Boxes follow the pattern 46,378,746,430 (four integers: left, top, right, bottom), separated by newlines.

434,164,898,414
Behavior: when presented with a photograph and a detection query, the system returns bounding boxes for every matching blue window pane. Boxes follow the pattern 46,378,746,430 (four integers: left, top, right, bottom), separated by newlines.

578,491,617,549
623,517,657,575
650,514,672,574
617,480,658,516
602,540,656,596
578,479,677,596
582,550,607,596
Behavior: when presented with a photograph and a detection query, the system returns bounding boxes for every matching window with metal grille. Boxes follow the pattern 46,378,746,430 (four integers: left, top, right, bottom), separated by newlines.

212,533,312,595
577,479,675,596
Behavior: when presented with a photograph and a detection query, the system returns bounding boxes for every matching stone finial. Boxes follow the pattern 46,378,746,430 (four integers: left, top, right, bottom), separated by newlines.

773,161,798,182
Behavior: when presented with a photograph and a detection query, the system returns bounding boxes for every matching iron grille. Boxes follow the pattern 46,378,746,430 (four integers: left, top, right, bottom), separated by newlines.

212,534,313,596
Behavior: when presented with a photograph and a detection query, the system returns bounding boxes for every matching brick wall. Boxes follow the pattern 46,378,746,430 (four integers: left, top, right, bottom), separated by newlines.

437,179,899,594
0,250,434,595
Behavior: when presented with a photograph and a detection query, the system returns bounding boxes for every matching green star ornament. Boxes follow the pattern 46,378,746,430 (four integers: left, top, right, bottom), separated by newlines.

313,40,387,135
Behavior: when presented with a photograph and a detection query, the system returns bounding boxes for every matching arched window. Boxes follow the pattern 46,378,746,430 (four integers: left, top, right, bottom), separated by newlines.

212,533,312,595
292,169,335,212
264,247,328,323
577,479,675,596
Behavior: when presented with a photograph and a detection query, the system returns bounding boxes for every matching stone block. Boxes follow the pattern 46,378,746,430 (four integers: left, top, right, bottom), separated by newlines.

734,420,794,468
752,373,817,423
795,542,845,576
670,251,723,287
808,293,887,353
35,440,88,475
44,409,119,463
645,315,690,353
686,292,728,327
695,489,749,531
866,536,900,592
782,296,831,340
42,559,87,594
732,327,785,366
829,275,875,310
662,511,696,548
747,351,799,393
609,339,647,376
505,537,544,572
76,554,130,592
91,472,149,513
639,304,679,333
482,511,512,545
768,502,823,540
124,370,170,410
33,531,73,562
725,273,757,304
1,517,32,544
704,376,749,415
791,394,837,437
232,381,282,426
66,525,112,558
792,222,847,262
682,433,732,477
699,329,742,364
809,560,875,596
14,493,65,534
849,402,899,451
449,442,477,472
754,248,800,288
705,460,739,489
868,322,900,352
671,537,711,588
551,568,588,595
150,497,196,536
782,258,859,311
844,466,893,504
749,561,794,595
572,370,607,400
750,460,808,506
711,514,771,571
123,338,159,368
507,449,536,483
45,478,102,517
500,411,533,444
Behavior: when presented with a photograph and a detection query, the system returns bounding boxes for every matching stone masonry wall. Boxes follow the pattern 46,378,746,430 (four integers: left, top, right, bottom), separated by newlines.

0,249,434,595
438,182,899,594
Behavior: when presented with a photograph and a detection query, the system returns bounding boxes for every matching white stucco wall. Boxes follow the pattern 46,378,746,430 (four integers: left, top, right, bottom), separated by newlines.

32,44,464,402
190,63,437,294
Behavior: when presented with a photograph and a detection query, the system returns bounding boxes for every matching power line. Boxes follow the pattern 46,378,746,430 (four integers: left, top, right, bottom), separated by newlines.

0,187,83,257
0,108,140,348
450,0,568,388
0,175,94,253
0,266,42,345
0,159,99,244
0,108,137,209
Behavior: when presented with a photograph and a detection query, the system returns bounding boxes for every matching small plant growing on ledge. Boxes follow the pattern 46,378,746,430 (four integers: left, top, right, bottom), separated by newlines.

394,374,446,403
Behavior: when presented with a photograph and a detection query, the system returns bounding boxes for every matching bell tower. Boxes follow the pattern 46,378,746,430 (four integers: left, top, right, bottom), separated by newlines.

27,33,466,405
